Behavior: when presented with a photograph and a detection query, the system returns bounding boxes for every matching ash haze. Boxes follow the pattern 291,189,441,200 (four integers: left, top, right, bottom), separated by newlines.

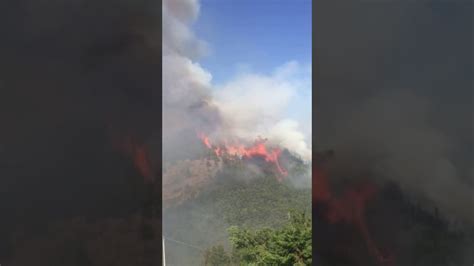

315,0,473,224
313,2,473,265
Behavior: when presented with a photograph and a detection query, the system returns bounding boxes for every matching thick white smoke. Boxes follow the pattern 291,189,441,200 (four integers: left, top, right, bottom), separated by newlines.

214,61,312,160
162,0,219,161
163,0,312,161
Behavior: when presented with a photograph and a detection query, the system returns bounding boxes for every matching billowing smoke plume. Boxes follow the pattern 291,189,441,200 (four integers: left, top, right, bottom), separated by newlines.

214,61,312,161
162,0,311,162
163,0,220,161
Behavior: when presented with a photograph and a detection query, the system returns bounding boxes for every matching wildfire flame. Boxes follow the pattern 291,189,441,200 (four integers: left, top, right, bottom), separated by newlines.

313,166,395,266
197,132,288,178
113,135,153,183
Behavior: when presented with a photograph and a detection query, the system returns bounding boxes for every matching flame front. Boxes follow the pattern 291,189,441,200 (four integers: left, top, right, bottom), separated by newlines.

197,132,288,178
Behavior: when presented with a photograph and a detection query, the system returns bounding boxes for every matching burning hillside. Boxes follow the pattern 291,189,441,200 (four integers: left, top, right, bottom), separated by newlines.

313,151,394,266
312,150,474,266
161,0,312,221
162,155,312,265
198,132,289,178
161,133,307,207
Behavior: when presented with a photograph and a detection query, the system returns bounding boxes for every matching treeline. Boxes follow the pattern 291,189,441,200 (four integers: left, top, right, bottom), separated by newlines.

163,169,312,265
202,211,312,266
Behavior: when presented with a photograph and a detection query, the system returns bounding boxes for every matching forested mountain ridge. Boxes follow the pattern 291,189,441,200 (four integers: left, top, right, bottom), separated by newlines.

163,157,312,265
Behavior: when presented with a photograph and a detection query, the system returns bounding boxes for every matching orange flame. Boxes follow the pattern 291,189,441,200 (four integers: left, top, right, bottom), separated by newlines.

313,166,395,265
114,135,153,183
197,132,288,178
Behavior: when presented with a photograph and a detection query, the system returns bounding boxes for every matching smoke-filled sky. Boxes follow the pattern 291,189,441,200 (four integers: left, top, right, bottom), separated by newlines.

163,0,312,161
315,0,473,223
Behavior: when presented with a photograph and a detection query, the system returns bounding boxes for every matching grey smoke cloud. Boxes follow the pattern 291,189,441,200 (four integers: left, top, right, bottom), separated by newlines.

321,90,473,223
162,0,220,162
315,0,473,223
